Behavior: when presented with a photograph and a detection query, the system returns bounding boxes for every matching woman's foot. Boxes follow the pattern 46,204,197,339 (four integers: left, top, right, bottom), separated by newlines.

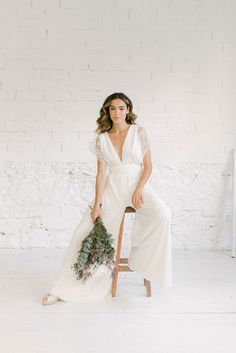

42,294,60,305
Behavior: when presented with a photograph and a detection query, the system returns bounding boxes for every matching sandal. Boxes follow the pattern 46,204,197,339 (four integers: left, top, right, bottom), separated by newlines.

42,294,60,305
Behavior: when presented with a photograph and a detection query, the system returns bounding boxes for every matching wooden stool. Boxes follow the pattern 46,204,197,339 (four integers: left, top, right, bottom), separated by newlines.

111,206,152,297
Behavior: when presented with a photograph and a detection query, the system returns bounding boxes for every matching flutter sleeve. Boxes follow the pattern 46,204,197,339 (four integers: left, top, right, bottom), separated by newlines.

88,135,105,161
138,125,151,158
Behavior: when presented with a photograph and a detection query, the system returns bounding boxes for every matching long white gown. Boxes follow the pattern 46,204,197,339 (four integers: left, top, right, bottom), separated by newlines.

48,123,172,301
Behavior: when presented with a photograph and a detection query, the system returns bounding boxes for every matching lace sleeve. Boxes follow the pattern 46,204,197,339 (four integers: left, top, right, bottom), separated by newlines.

88,135,105,161
138,126,151,158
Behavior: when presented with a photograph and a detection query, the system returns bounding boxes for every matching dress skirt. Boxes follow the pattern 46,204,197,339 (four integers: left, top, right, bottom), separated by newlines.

48,164,172,301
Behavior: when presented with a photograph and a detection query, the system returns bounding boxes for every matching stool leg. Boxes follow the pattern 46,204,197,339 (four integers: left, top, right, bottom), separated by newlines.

112,214,125,297
144,278,152,297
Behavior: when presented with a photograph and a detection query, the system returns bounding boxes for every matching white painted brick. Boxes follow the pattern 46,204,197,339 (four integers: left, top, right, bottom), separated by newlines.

33,58,67,70
60,0,115,9
0,120,6,129
21,227,53,248
0,101,49,120
0,89,16,101
39,70,68,80
0,0,235,250
17,8,46,18
44,89,71,102
16,89,44,101
0,70,41,90
2,48,46,60
30,79,62,91
31,0,59,9
0,60,5,69
0,161,232,249
4,120,60,132
29,37,58,49
16,17,42,29
0,232,21,248
4,132,52,161
18,29,48,40
5,59,33,70
114,0,159,10
53,101,98,123
16,0,31,8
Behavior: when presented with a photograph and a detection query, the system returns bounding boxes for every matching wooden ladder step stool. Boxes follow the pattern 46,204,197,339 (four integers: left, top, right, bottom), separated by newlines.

111,206,152,297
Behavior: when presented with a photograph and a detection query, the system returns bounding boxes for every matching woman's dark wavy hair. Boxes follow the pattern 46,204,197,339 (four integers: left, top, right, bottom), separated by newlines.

95,92,138,134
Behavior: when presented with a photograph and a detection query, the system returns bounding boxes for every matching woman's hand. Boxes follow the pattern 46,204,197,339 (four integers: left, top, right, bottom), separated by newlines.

132,187,144,209
90,204,103,224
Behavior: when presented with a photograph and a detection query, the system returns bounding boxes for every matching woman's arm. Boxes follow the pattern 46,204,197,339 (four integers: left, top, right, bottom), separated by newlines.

132,150,152,209
93,158,107,208
135,150,152,189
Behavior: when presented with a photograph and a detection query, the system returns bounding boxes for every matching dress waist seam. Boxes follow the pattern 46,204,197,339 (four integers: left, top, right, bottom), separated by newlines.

109,163,143,174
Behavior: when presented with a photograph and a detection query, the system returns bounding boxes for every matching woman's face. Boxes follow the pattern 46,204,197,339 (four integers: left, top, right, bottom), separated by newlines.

108,98,130,124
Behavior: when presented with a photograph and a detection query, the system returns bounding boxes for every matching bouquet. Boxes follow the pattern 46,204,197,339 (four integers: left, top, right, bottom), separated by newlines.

71,207,116,283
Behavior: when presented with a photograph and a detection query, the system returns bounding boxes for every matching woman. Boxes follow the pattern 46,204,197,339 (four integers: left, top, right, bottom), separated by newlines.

42,92,172,305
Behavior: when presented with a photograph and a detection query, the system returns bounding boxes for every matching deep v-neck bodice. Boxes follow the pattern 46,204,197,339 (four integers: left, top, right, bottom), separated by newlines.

105,124,133,163
88,123,149,167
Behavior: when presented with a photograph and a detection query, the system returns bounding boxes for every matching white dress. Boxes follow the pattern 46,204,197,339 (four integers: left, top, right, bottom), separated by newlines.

48,124,172,301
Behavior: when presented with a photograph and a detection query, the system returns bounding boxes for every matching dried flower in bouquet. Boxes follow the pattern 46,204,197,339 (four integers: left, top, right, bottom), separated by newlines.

71,206,116,283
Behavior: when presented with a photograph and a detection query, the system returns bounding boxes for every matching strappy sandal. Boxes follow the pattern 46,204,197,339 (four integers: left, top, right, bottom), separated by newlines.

42,294,60,305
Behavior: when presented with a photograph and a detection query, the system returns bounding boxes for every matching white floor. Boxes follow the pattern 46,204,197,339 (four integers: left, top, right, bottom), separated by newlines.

0,248,236,353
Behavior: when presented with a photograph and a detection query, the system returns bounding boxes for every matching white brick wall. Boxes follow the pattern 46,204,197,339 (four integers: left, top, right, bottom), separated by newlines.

0,0,235,249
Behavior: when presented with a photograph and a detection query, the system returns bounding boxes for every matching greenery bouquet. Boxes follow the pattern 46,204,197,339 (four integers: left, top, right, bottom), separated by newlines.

71,206,116,283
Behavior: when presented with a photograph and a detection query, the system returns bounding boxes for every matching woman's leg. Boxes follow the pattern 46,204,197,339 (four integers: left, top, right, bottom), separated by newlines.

128,183,172,288
46,190,128,301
